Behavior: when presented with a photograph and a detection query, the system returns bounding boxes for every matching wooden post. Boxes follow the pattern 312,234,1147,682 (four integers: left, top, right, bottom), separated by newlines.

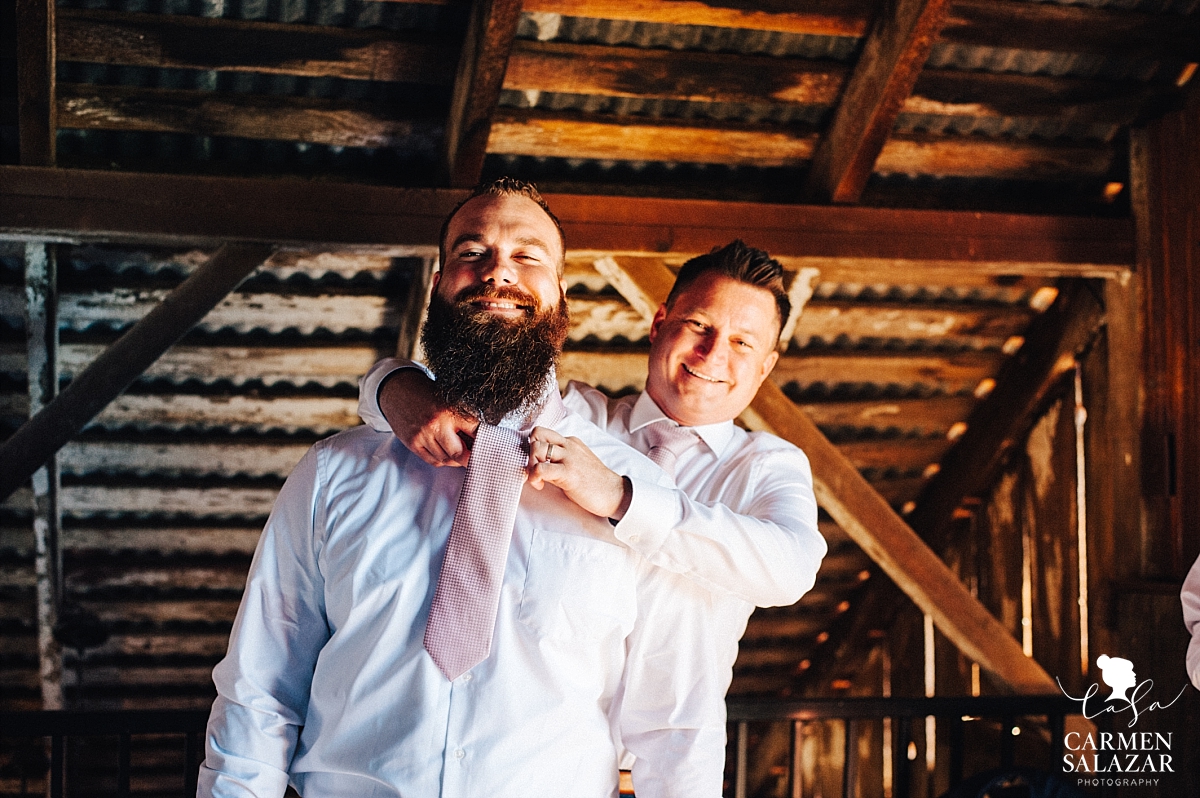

15,0,56,166
24,242,63,709
0,244,274,504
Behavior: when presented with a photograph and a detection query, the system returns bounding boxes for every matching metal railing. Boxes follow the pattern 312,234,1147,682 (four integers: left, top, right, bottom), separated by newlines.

727,694,1079,798
1,695,1077,797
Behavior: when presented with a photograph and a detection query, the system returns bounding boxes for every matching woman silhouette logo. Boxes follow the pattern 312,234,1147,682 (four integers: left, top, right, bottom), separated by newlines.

1096,654,1137,703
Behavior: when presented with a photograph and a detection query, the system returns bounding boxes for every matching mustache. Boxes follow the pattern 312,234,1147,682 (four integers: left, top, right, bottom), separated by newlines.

450,284,539,311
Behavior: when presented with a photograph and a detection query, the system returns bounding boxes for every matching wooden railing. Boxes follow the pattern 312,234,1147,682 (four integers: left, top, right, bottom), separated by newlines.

1,695,1078,797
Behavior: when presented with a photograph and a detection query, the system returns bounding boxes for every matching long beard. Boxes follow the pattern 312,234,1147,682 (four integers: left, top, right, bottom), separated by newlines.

420,286,570,426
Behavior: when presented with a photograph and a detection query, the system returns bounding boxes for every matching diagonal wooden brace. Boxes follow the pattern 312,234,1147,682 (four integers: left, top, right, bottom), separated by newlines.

0,243,274,503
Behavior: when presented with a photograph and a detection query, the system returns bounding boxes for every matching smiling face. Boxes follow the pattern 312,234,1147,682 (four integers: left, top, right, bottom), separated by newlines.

645,272,782,426
434,192,566,316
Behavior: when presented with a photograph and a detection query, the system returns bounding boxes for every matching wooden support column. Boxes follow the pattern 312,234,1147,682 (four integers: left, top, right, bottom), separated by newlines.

15,0,56,165
1129,87,1200,578
803,0,953,202
24,243,63,710
905,282,1106,551
0,244,274,504
604,256,1056,694
444,0,522,187
395,252,440,361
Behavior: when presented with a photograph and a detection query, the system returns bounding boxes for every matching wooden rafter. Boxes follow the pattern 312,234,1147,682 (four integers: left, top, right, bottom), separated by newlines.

803,0,953,203
0,244,274,504
597,256,1056,693
904,282,1105,550
15,0,56,166
444,0,522,187
0,166,1133,268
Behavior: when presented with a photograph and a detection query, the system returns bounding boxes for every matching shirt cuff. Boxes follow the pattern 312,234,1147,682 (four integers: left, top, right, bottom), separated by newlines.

611,478,677,557
357,357,426,432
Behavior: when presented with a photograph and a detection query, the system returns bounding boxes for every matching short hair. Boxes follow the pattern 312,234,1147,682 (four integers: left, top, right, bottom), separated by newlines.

667,240,790,335
438,177,566,272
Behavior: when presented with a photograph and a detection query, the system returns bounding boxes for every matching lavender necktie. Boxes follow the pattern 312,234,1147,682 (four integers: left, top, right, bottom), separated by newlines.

643,420,700,478
423,422,527,681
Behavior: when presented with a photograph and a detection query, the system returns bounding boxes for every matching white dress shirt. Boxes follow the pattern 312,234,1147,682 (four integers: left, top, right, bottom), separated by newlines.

358,360,826,772
359,359,826,608
1182,553,1200,689
200,387,727,797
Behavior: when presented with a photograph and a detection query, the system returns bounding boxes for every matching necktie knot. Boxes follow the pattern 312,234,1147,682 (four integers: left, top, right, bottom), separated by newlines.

643,421,700,478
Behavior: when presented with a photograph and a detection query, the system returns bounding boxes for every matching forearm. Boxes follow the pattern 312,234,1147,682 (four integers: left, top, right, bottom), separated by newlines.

357,357,425,432
1182,555,1200,689
614,453,824,607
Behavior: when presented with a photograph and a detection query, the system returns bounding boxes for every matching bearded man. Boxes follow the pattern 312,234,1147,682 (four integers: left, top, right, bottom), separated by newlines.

199,179,726,797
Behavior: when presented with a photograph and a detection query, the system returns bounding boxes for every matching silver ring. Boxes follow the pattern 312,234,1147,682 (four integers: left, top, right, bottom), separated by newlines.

547,443,557,461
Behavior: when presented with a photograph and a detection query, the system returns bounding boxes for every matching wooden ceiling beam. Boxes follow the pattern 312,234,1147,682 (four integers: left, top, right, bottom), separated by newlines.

598,255,1056,694
0,166,1132,266
444,0,522,186
0,244,274,505
904,281,1106,549
15,0,56,166
803,0,953,203
55,8,456,84
57,84,439,149
488,110,1117,179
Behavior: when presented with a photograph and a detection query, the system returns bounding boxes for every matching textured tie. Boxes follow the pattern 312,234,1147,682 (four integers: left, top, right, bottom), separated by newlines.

423,422,527,681
643,420,701,478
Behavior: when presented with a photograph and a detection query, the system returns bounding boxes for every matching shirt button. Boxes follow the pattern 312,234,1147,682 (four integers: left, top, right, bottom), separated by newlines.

628,534,640,544
460,673,472,682
454,749,465,759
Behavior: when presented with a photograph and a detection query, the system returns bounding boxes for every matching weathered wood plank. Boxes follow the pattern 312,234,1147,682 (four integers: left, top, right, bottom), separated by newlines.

905,283,1105,549
804,0,953,202
68,527,260,555
0,244,274,504
520,0,874,36
488,110,819,168
15,0,55,166
0,393,361,434
942,0,1200,61
445,0,522,186
57,84,436,149
68,564,248,593
798,396,976,437
520,0,1199,60
792,302,1033,347
4,486,281,518
0,342,383,387
837,438,951,474
56,8,456,84
770,350,1003,394
56,441,311,479
507,40,1167,127
488,110,1115,179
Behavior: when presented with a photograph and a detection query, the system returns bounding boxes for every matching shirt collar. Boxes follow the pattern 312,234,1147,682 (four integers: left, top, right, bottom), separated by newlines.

628,391,735,457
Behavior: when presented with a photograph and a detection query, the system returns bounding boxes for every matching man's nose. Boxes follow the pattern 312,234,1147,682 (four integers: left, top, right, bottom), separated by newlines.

478,253,518,285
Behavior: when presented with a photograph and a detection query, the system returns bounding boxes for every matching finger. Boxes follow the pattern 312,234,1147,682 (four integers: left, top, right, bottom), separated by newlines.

528,426,568,449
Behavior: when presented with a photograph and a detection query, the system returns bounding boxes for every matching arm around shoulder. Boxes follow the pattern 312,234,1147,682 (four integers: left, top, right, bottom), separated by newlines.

1182,554,1200,690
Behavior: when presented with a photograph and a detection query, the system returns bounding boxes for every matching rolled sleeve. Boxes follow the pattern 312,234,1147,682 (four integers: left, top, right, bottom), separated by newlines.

356,357,429,432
